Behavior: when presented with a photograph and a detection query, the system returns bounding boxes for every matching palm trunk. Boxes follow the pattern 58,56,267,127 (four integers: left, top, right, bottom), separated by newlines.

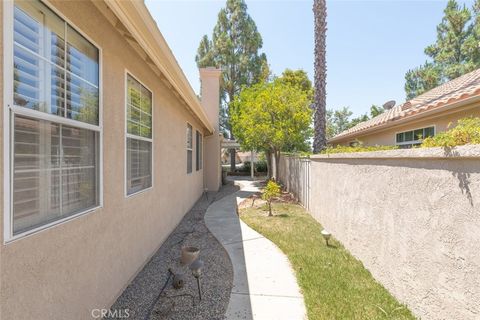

313,0,327,153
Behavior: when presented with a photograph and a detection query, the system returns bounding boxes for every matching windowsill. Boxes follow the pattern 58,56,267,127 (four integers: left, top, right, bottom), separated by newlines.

4,205,102,244
125,186,153,198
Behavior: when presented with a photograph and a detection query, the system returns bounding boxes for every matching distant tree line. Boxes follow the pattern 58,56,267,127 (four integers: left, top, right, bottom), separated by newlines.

326,105,384,139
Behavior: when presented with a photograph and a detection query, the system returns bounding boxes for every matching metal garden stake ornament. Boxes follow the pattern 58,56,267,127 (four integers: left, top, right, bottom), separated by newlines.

189,259,204,301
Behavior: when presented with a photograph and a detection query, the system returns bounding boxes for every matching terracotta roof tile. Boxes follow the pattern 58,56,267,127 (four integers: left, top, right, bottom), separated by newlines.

330,68,480,141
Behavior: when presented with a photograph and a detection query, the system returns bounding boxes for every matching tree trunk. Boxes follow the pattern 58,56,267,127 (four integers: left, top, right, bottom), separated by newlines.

228,95,236,172
230,149,236,172
313,0,327,153
268,200,273,217
266,149,273,179
274,149,280,181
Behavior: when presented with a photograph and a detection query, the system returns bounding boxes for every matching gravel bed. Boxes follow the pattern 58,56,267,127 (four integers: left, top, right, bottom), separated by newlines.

109,183,239,320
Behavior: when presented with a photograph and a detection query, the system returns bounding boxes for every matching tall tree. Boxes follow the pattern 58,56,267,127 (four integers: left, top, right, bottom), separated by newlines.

405,0,477,99
231,79,312,178
195,0,268,171
313,0,327,153
405,62,442,100
328,107,352,138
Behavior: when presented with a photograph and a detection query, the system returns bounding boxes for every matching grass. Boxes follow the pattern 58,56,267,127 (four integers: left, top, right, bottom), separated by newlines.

240,202,415,320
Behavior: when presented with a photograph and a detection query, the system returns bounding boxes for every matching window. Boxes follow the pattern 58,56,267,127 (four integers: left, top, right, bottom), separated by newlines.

187,124,193,174
396,126,435,148
196,130,203,171
126,74,152,195
8,0,101,237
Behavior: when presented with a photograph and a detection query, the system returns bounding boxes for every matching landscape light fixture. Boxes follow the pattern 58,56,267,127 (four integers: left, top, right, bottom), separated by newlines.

189,259,204,301
321,229,332,246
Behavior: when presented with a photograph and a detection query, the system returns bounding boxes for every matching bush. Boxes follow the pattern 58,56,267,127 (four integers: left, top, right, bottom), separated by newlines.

255,160,268,172
262,180,281,216
322,144,397,154
239,160,268,173
422,117,480,147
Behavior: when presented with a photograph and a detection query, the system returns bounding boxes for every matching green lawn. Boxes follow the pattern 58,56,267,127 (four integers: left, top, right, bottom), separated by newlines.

240,202,415,320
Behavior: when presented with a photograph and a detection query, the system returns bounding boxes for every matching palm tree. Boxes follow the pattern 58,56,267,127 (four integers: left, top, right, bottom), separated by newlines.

313,0,327,153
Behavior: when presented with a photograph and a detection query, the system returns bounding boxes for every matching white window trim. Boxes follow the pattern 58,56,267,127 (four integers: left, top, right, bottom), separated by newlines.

196,130,203,171
124,70,154,198
394,125,436,146
3,0,104,243
186,122,193,175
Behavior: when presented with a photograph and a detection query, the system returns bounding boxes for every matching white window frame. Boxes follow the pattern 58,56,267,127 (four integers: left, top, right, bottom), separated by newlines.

186,122,193,175
3,0,104,243
196,130,203,171
394,125,436,147
124,70,154,197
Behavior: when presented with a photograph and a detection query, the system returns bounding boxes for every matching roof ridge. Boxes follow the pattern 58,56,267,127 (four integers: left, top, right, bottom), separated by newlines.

330,68,480,141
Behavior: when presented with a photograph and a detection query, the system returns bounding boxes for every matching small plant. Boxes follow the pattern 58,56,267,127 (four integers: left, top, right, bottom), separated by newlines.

422,117,480,147
262,180,281,216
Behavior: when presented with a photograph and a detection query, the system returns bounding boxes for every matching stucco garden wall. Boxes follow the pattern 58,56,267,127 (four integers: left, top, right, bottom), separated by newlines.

0,1,209,319
278,145,480,320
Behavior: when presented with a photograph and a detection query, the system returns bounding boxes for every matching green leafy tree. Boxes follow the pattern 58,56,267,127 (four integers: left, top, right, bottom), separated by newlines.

405,0,478,99
279,69,313,100
231,78,312,178
326,107,352,138
405,62,442,100
195,0,268,171
262,180,281,217
349,113,370,129
326,104,384,139
369,104,385,118
464,0,480,66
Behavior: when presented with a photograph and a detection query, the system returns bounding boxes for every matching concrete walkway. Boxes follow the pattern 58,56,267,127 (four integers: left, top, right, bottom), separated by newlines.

205,178,307,320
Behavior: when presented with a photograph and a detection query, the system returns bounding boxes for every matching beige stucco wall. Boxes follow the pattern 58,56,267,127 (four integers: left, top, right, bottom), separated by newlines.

333,105,480,146
200,68,222,192
277,156,310,209
278,146,480,320
0,1,211,319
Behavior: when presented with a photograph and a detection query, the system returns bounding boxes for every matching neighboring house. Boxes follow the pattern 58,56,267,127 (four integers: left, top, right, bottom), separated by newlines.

329,69,480,148
237,151,259,164
221,139,241,165
222,150,241,165
0,1,222,319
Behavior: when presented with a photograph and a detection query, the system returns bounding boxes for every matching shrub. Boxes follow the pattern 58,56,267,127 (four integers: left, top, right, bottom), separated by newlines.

239,162,251,173
255,160,268,172
422,117,480,148
322,144,397,154
239,160,268,173
262,180,281,217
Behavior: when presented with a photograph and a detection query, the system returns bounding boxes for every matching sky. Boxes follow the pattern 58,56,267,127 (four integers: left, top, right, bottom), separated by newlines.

145,0,474,117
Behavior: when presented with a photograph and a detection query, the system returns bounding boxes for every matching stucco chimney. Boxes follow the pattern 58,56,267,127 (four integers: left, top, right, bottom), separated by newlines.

199,67,222,131
199,67,222,191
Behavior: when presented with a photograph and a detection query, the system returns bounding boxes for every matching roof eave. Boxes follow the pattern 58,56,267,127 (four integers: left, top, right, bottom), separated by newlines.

104,0,215,135
328,95,480,143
